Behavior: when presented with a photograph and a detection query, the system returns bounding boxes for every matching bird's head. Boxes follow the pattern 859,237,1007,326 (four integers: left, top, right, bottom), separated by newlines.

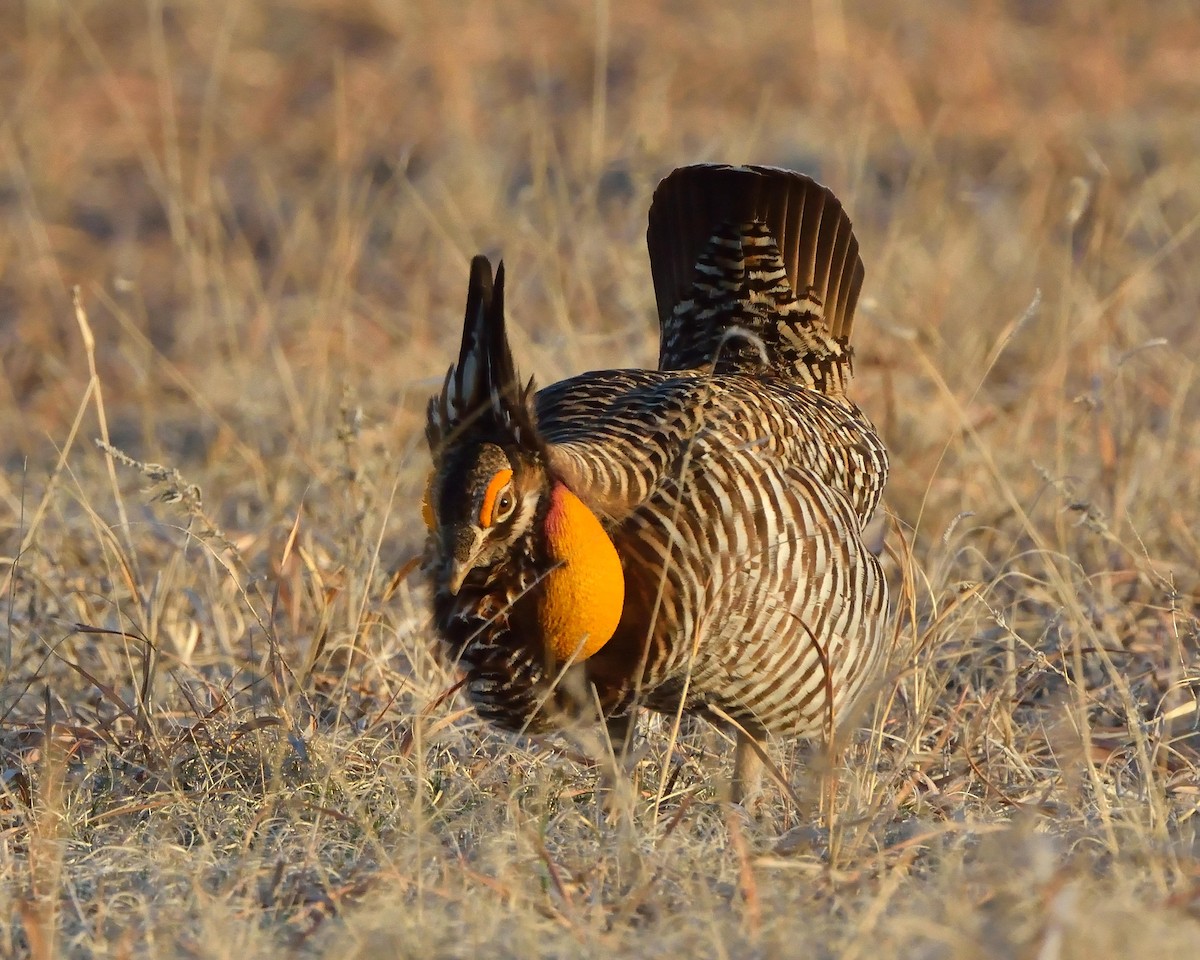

423,256,624,663
424,439,543,595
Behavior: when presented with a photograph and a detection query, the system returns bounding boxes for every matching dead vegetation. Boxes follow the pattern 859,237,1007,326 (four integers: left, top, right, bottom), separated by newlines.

1,1,1199,957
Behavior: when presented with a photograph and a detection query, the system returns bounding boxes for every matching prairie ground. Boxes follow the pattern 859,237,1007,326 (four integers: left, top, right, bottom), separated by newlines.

1,1,1199,957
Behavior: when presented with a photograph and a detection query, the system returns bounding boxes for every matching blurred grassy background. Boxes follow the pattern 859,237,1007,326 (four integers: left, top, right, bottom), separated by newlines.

2,0,1199,957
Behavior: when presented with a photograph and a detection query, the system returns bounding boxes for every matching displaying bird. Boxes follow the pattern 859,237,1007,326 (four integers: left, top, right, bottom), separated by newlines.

423,163,889,800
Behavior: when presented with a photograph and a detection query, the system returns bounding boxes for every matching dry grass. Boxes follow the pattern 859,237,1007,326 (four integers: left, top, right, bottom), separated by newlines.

2,0,1199,956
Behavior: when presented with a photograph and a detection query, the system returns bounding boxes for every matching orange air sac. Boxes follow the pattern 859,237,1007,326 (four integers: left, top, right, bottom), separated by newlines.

538,482,625,662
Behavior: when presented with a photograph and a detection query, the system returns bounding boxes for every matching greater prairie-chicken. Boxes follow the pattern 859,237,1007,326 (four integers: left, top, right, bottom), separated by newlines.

423,163,889,797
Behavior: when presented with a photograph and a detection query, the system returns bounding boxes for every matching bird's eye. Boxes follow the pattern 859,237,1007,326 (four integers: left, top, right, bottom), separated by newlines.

479,469,516,528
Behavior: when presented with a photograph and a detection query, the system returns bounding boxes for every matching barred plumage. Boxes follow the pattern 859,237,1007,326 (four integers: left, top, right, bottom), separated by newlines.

424,163,889,796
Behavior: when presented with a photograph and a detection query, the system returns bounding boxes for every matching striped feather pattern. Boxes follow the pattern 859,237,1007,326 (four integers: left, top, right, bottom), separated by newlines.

426,163,889,753
542,371,888,738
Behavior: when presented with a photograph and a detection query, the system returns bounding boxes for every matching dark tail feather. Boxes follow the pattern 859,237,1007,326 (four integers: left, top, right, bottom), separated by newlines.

647,164,865,387
426,256,539,454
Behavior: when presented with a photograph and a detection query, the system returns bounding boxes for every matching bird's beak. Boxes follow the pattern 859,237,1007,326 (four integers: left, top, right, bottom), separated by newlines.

447,558,471,596
445,528,486,596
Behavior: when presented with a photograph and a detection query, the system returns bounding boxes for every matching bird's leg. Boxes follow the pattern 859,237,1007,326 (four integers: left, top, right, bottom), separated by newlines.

601,707,642,787
594,708,641,820
730,729,765,808
605,708,640,765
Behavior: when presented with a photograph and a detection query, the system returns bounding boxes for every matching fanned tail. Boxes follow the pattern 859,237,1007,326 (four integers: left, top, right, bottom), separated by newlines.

647,163,864,394
426,256,539,456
